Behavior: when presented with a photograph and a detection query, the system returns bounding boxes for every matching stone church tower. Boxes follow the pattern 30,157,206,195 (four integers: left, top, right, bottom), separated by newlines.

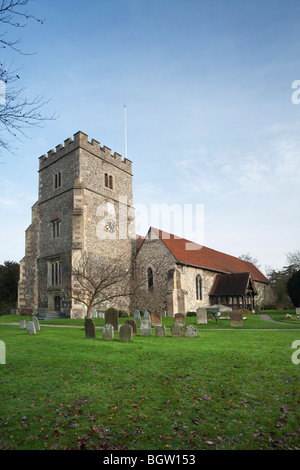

18,131,136,317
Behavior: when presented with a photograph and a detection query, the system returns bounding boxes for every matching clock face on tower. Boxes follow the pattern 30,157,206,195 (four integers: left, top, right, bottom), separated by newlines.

105,219,116,233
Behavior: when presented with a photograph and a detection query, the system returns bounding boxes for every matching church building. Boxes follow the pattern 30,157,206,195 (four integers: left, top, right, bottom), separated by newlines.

18,131,270,318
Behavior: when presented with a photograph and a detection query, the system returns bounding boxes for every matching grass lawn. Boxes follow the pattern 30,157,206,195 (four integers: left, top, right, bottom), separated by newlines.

0,313,299,451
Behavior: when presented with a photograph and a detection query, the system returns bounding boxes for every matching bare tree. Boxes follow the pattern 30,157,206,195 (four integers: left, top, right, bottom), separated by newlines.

0,1,55,153
69,253,134,320
239,252,261,269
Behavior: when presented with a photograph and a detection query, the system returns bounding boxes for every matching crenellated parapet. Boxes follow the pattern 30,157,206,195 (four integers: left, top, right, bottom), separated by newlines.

39,131,132,174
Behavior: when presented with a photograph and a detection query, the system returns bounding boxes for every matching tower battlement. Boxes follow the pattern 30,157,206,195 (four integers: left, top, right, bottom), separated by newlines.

39,131,132,173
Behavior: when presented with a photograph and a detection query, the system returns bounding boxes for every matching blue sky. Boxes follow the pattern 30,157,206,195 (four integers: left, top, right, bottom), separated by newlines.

0,0,300,273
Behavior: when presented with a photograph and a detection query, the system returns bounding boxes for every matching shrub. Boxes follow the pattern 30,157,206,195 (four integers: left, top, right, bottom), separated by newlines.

186,311,196,317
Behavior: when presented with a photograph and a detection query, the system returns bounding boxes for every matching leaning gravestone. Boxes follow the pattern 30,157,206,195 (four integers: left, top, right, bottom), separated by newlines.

174,313,185,325
140,319,151,336
126,319,137,335
26,321,36,335
155,325,166,337
32,316,40,332
134,307,141,323
119,323,133,342
151,312,162,326
105,308,119,332
20,319,26,329
230,312,243,327
196,307,207,325
171,325,184,337
102,323,114,341
185,325,198,337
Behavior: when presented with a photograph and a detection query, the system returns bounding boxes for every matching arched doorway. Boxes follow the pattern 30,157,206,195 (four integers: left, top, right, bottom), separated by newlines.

54,295,61,312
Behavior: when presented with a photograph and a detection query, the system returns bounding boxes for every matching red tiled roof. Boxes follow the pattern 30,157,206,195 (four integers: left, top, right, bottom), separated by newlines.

136,234,145,253
150,227,269,284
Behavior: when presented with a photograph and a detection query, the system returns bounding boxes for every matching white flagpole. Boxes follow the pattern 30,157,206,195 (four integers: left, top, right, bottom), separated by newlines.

124,105,127,160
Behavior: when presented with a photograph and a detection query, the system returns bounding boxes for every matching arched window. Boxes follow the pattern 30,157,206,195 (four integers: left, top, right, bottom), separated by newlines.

109,175,113,189
104,173,109,188
147,267,154,291
196,274,202,300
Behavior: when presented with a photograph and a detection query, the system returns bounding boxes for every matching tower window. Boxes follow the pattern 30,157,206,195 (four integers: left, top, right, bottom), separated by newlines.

196,274,202,300
49,261,62,286
51,220,60,238
104,173,114,189
54,172,62,189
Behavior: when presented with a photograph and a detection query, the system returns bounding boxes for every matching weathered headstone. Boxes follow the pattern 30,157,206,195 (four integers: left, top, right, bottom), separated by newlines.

26,321,36,335
230,312,243,327
185,325,198,337
134,307,141,323
155,325,166,337
85,318,96,338
126,319,137,335
102,323,114,341
119,323,133,342
196,307,207,325
20,319,26,329
32,316,40,331
174,313,185,325
140,319,151,336
143,310,151,322
151,312,162,326
105,308,119,332
170,325,184,337
296,307,300,316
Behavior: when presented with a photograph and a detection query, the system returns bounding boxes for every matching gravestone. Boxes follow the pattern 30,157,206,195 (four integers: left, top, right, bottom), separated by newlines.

134,307,141,323
119,323,133,342
174,313,185,325
185,325,198,337
32,316,40,331
296,307,300,315
26,321,36,335
98,311,105,319
20,319,26,329
196,307,207,325
155,325,166,337
151,312,162,326
105,308,119,332
126,319,137,335
0,340,5,364
140,319,151,336
102,323,114,341
126,319,138,335
143,310,151,322
230,312,243,327
92,309,97,318
85,318,96,338
171,325,184,337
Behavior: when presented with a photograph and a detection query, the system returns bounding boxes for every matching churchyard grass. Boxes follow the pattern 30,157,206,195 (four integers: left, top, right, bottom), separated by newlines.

0,319,299,450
